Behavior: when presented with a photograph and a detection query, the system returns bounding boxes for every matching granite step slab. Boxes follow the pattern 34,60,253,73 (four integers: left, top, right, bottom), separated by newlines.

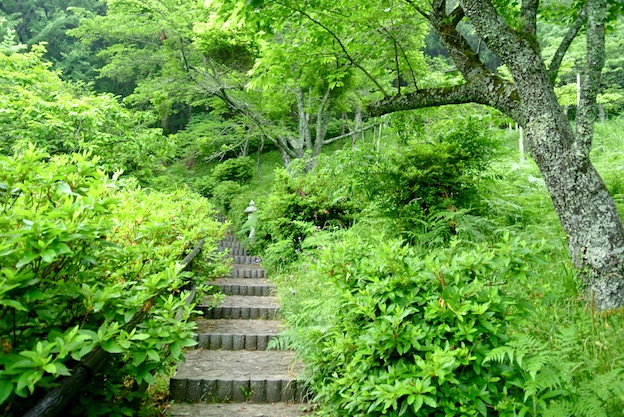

229,265,266,279
218,246,249,256
170,350,305,403
194,318,282,350
208,278,275,296
219,241,246,249
199,296,281,320
228,255,263,264
169,402,310,416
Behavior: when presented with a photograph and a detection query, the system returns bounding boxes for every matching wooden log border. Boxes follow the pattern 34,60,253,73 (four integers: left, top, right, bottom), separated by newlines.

22,239,206,417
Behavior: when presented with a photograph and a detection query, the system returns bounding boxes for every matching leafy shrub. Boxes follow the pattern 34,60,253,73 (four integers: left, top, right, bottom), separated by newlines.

297,235,543,417
210,156,254,184
212,180,243,213
254,165,360,255
193,157,253,200
368,120,496,242
194,175,217,198
0,146,226,416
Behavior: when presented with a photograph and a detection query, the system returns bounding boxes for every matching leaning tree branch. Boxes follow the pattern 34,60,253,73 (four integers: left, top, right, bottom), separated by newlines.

448,4,466,27
323,123,380,145
367,83,488,117
428,3,492,81
548,5,587,81
403,0,431,21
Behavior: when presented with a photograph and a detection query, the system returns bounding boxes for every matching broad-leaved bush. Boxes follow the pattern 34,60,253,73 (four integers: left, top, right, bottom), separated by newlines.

290,235,542,417
0,146,226,416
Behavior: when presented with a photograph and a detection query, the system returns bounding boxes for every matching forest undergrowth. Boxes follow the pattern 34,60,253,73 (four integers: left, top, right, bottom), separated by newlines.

201,117,624,417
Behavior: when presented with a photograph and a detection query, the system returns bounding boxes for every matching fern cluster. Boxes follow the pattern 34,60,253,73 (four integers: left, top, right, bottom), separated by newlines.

486,331,624,416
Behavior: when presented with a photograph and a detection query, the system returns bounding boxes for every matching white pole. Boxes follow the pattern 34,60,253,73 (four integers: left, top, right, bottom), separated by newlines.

577,73,581,107
519,125,525,162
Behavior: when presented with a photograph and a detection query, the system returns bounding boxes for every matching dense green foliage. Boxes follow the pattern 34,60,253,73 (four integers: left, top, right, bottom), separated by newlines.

0,147,227,415
0,47,171,179
249,118,624,417
300,236,536,416
2,0,624,415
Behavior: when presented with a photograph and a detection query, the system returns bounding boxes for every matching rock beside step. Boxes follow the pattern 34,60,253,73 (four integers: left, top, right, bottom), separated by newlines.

170,350,305,403
194,319,282,350
208,278,275,296
169,402,310,417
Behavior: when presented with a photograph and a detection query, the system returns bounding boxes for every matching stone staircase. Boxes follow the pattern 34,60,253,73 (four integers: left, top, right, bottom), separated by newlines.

168,231,308,417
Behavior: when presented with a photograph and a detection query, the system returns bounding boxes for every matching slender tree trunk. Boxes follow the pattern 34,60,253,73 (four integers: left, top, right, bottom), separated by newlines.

295,87,310,157
313,86,332,157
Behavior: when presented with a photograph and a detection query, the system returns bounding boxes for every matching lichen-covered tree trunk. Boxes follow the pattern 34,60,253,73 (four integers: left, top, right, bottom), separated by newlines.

371,0,624,310
459,0,624,310
517,74,624,309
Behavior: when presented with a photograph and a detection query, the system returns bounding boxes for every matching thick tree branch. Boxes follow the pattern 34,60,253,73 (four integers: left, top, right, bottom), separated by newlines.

521,0,539,36
459,0,536,72
367,83,488,116
427,3,492,81
548,6,587,81
448,5,466,27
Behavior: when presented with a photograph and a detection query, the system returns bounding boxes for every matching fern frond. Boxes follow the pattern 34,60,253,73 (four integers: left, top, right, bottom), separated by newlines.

541,399,573,417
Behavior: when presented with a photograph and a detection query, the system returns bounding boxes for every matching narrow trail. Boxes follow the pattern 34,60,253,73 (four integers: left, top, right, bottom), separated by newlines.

168,226,309,416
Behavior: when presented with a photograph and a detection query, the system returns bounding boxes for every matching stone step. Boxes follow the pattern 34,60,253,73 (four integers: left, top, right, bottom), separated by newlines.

208,278,275,296
228,255,262,264
219,241,246,249
200,296,281,320
194,319,282,350
169,402,310,417
170,350,305,403
229,265,266,279
218,246,248,256
221,234,239,243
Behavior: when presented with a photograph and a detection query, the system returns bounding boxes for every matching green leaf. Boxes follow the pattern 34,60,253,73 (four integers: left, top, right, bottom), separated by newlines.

146,350,160,362
42,363,57,374
0,299,28,311
101,340,124,354
0,380,14,405
54,362,71,377
16,252,38,268
410,395,424,413
55,182,72,194
40,249,56,263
